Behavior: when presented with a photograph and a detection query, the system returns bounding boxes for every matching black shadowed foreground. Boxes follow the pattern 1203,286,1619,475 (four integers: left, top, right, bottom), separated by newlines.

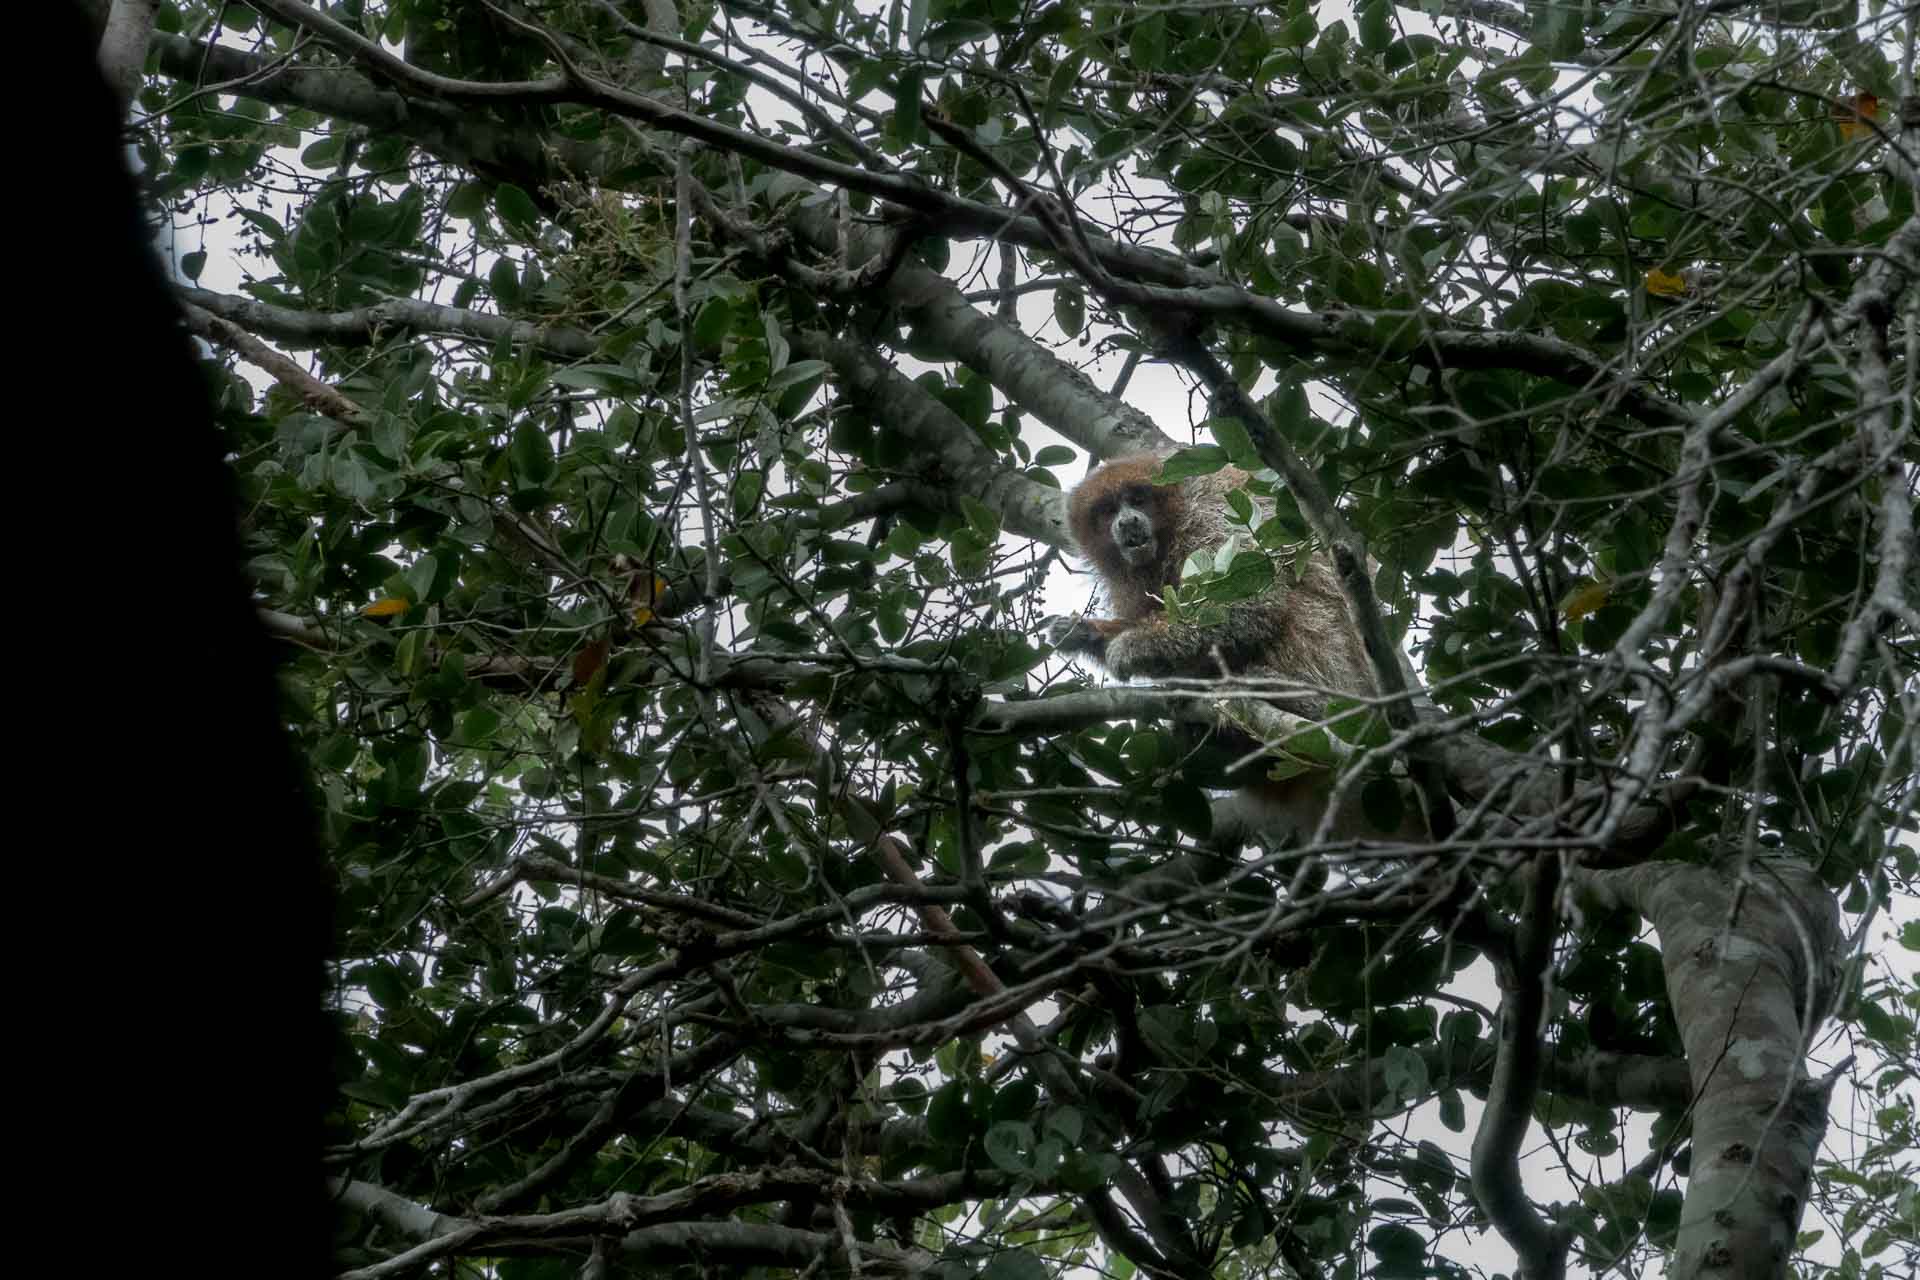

45,5,329,1276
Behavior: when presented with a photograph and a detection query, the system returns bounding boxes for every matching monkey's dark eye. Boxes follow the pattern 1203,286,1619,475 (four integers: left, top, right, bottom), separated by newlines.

1125,485,1153,505
1092,499,1116,518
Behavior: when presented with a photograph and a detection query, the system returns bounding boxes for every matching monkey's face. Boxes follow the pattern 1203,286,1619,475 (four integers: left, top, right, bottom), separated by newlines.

1098,483,1166,572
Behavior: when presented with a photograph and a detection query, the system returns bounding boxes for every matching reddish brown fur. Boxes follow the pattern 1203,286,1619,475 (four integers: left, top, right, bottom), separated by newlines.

1067,454,1187,621
1059,454,1375,718
1055,455,1425,844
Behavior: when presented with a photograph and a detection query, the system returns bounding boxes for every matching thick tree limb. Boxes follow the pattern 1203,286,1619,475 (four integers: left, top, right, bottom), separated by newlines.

183,302,370,424
1576,860,1843,1280
181,286,599,358
786,328,1066,544
683,178,1174,461
94,0,158,115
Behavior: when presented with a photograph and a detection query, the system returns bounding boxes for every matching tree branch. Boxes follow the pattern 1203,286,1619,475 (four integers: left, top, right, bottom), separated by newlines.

180,285,599,358
1470,858,1572,1280
786,327,1067,544
1576,860,1843,1280
94,0,158,115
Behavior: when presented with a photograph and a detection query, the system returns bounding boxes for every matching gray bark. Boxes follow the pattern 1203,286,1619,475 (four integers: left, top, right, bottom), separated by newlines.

94,0,158,116
1578,860,1843,1280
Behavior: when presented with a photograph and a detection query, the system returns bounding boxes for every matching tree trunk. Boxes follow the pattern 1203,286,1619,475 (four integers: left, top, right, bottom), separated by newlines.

1580,861,1842,1280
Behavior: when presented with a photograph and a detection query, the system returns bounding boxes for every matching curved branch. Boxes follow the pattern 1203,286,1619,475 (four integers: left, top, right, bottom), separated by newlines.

183,302,370,424
787,327,1067,545
1470,859,1572,1280
180,286,599,359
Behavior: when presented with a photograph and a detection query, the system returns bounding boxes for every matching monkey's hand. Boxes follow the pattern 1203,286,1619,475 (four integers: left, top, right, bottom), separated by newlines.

1045,614,1125,663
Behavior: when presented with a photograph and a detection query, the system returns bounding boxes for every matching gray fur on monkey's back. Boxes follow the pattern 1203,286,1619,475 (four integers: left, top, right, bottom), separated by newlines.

1064,455,1376,720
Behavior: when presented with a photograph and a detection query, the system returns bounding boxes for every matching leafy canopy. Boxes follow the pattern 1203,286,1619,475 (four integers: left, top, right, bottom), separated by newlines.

123,1,1916,1278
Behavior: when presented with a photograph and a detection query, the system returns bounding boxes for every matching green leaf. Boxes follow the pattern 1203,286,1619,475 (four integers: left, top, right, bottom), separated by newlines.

1358,0,1392,52
1161,780,1213,838
300,135,344,169
1128,11,1166,72
510,421,555,485
1157,445,1229,481
766,359,830,392
1207,415,1260,468
692,297,733,350
488,256,521,307
1054,285,1085,337
885,1077,929,1115
1268,378,1311,441
1042,52,1087,128
1207,549,1276,603
1411,1140,1455,1190
921,19,993,54
402,554,447,604
1367,1223,1427,1276
1326,699,1390,748
958,495,1002,538
1280,726,1337,769
494,183,542,234
732,469,766,518
928,1080,972,1144
1382,1045,1429,1101
984,1120,1033,1172
356,961,414,1009
892,68,924,143
551,364,648,395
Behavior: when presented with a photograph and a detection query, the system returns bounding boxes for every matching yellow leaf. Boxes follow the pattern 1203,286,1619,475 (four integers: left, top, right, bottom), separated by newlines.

1562,580,1610,621
630,574,669,628
363,597,410,618
629,575,668,629
1836,91,1878,141
1644,268,1688,298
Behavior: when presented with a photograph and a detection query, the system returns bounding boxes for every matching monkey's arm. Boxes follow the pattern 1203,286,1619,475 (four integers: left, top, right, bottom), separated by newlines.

1102,601,1286,680
1045,615,1134,664
1047,603,1283,677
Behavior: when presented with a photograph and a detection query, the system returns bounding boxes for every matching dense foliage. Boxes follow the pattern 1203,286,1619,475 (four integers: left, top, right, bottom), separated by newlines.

101,1,1917,1278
